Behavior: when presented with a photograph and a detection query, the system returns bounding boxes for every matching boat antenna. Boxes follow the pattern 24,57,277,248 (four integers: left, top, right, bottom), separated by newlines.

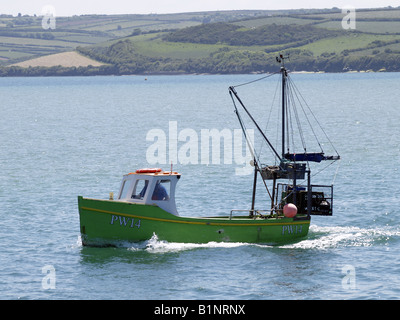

276,53,290,68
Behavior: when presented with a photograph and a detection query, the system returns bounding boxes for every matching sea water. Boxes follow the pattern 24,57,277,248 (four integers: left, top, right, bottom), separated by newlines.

0,72,399,300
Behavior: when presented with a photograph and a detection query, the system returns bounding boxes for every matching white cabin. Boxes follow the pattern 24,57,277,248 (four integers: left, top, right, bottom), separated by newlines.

117,168,180,216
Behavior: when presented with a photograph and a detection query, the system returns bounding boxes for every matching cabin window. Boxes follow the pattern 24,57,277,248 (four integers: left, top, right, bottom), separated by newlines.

151,180,170,201
131,179,149,199
119,180,133,199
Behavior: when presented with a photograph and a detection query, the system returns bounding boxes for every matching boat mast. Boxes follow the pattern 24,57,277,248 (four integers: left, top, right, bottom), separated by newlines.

229,55,340,218
277,54,288,159
278,54,298,207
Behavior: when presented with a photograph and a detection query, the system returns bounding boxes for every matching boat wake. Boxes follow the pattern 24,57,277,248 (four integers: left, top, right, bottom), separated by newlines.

76,224,400,253
127,234,255,253
280,224,400,250
126,225,400,253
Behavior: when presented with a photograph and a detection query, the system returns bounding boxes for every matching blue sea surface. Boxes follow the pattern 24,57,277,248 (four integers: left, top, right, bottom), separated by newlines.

0,73,399,300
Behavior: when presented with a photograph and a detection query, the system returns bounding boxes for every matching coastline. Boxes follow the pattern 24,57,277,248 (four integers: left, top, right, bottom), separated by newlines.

0,52,391,77
0,67,391,77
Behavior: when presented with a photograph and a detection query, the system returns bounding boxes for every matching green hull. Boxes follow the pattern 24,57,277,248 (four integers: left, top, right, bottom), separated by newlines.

78,196,310,246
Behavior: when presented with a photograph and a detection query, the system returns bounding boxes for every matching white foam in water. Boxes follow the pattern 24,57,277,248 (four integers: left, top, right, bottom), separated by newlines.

281,224,400,250
124,225,400,253
126,233,262,253
80,226,400,252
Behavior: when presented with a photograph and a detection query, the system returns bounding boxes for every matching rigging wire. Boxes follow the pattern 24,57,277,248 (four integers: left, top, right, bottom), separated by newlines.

231,69,341,185
256,73,281,162
229,89,274,201
287,74,340,157
229,91,257,162
311,158,341,183
287,75,323,153
287,78,307,153
232,71,280,88
232,71,340,159
229,66,342,215
274,76,282,164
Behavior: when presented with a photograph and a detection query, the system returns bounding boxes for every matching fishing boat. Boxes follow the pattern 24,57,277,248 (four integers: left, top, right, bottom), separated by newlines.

78,54,340,246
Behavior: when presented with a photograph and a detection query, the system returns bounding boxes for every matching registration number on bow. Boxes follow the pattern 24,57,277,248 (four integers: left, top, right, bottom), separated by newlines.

282,224,303,235
110,215,141,229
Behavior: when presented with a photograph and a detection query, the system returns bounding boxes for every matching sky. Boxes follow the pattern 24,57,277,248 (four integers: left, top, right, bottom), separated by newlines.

3,1,400,16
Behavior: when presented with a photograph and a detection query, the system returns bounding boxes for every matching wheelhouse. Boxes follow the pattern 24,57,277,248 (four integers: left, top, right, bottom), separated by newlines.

117,168,180,216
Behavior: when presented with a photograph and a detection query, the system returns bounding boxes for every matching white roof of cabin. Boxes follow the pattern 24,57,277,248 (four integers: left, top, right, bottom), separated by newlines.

117,169,180,216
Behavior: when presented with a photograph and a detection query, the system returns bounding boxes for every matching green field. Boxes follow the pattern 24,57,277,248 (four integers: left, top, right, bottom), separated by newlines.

3,7,400,73
0,10,278,65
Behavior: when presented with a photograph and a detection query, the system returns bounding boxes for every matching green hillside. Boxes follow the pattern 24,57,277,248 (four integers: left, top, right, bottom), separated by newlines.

0,10,282,65
2,7,400,75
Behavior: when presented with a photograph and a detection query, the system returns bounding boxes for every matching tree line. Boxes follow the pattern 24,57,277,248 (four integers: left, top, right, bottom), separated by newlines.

163,22,341,46
1,50,400,77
